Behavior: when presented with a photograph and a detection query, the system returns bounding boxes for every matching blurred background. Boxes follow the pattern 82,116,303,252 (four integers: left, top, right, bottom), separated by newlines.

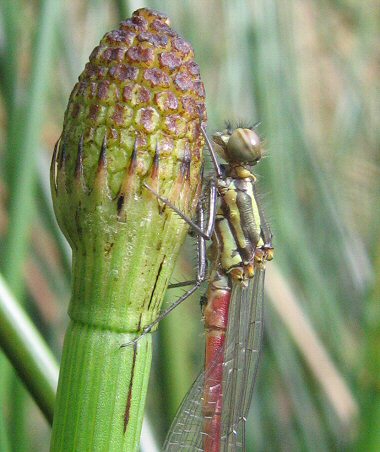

0,0,378,450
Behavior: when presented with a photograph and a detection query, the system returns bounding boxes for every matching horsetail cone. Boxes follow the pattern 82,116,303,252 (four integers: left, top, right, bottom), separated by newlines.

50,8,206,451
50,8,206,327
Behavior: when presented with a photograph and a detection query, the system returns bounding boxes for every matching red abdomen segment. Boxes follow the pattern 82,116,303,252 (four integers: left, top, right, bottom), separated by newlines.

202,270,232,452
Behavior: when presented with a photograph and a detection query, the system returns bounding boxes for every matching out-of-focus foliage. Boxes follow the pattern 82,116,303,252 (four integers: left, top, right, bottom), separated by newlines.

0,0,378,451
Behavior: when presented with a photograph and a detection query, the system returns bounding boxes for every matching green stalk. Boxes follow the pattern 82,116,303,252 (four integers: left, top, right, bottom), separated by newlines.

0,273,58,423
50,8,206,451
1,1,60,449
0,2,20,448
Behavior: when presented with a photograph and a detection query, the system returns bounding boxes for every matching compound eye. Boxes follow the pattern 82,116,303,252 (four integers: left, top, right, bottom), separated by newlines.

226,128,262,164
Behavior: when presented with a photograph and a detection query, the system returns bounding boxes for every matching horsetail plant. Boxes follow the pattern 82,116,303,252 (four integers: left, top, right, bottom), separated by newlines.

50,8,206,451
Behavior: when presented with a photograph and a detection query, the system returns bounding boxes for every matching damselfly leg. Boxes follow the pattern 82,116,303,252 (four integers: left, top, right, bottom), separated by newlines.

120,204,209,348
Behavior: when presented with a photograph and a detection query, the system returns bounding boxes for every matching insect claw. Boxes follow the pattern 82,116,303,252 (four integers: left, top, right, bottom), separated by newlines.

120,336,139,349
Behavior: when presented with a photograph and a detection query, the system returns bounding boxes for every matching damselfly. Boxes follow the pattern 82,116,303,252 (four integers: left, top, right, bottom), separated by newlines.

143,123,273,450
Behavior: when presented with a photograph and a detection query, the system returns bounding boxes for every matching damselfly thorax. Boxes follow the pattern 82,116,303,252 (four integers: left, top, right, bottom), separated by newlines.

205,125,272,287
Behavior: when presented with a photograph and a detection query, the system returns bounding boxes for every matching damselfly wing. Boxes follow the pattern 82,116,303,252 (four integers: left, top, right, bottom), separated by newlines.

163,265,266,451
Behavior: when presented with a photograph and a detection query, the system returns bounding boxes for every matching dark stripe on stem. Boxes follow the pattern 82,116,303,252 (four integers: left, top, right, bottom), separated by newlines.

124,342,138,433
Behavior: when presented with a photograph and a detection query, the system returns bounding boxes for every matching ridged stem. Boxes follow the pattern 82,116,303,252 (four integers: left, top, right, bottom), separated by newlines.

0,273,58,423
51,195,189,451
52,322,151,451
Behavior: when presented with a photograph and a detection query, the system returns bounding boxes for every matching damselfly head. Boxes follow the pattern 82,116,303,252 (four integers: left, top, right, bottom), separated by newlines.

213,127,262,165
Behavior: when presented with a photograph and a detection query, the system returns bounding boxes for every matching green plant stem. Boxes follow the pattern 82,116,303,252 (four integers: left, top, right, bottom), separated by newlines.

52,323,151,451
0,273,58,423
50,196,191,451
2,1,61,446
0,1,20,449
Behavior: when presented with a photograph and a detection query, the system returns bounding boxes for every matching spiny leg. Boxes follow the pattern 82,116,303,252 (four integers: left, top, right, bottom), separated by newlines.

120,205,209,348
143,176,217,240
144,124,222,239
168,280,197,289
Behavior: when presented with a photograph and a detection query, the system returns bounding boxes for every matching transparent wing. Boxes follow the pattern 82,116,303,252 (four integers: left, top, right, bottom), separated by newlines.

221,266,265,451
163,267,265,451
162,363,206,451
